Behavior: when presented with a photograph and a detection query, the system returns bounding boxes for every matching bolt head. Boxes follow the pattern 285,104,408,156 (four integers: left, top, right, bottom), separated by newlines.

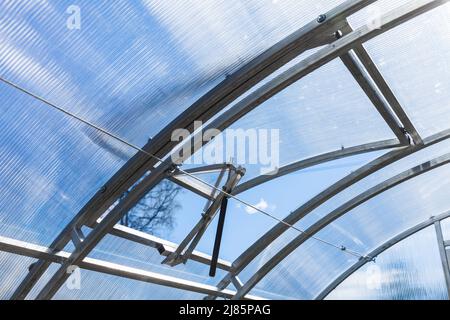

317,14,327,23
334,30,343,39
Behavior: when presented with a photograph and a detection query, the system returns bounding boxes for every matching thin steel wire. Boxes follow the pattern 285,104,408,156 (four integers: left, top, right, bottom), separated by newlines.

0,76,372,261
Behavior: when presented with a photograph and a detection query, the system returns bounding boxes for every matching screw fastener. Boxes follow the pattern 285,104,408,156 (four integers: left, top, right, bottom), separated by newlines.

317,14,327,23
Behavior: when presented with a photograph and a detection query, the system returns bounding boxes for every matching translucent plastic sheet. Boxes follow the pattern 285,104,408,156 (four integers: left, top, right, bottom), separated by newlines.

326,226,448,300
0,251,36,299
1,0,450,300
89,233,228,285
298,137,450,232
0,80,130,247
0,0,346,148
26,262,203,300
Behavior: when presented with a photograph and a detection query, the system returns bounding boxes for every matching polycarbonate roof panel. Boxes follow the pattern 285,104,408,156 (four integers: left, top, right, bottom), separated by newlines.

441,218,450,240
1,0,450,301
0,80,131,247
326,226,449,300
26,262,203,300
116,177,225,251
0,251,36,299
0,0,346,148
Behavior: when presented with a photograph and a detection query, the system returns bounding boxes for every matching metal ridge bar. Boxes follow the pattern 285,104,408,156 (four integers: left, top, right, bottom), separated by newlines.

352,43,423,145
168,175,215,200
0,235,261,300
233,152,450,299
12,0,374,299
316,210,450,299
340,51,409,144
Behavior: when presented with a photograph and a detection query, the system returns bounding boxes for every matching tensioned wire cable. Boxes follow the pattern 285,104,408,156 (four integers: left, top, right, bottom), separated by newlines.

0,76,373,261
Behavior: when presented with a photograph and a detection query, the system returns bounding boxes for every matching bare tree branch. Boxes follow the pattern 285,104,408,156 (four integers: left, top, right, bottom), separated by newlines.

120,180,181,236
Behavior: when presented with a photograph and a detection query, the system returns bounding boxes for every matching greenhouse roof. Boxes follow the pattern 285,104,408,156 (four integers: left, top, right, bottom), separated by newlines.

0,0,450,300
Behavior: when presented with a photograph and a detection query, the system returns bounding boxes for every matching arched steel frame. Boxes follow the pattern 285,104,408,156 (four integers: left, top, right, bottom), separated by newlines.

1,0,449,300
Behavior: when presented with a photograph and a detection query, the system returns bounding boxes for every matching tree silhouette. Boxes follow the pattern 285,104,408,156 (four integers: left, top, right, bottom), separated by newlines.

120,181,181,236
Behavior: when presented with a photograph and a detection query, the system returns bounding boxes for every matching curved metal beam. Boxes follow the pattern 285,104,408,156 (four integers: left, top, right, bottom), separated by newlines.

12,0,376,300
233,139,401,195
233,152,450,299
316,210,450,300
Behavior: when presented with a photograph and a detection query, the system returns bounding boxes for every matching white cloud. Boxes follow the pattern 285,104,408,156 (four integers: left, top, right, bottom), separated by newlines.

245,198,269,214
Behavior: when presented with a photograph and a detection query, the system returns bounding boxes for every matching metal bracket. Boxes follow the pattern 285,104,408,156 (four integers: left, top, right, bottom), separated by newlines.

231,275,244,290
162,166,245,267
71,226,86,248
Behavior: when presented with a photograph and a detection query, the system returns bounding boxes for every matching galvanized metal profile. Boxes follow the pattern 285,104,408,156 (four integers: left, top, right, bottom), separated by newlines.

210,128,450,300
340,51,410,144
